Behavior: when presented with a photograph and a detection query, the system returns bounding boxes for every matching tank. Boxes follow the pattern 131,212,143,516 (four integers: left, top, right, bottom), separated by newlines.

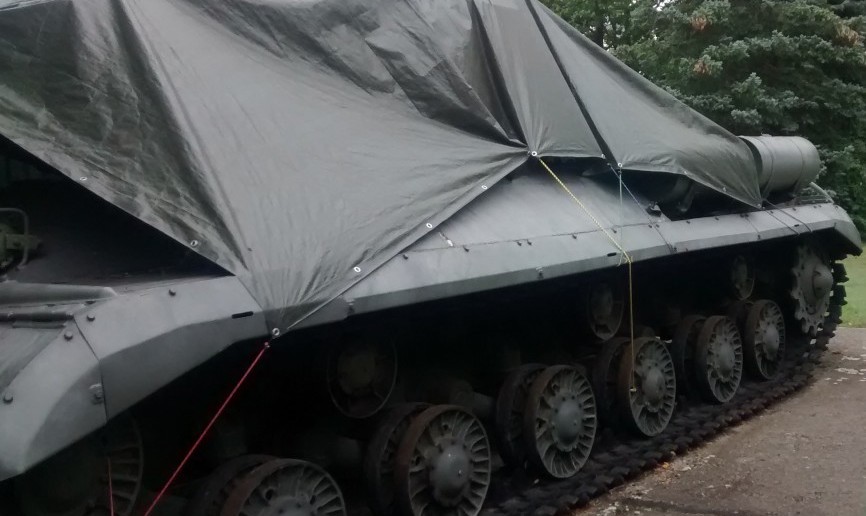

0,1,860,516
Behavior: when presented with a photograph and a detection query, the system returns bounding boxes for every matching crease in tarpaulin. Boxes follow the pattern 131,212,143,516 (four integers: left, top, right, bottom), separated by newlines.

470,0,604,159
521,0,617,167
361,0,515,144
524,0,761,207
465,0,530,147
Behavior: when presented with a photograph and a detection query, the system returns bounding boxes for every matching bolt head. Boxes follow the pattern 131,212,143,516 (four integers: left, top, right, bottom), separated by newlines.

2,392,12,404
89,384,104,403
86,314,96,322
64,332,73,341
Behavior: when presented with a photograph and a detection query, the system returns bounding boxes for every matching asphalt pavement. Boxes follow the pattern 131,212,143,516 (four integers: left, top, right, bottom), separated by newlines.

580,327,866,516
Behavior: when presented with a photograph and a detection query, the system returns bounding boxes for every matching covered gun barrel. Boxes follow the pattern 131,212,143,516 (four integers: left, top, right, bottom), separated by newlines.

740,135,820,197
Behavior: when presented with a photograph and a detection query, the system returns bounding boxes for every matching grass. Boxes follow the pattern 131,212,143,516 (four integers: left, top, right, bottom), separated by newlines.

842,248,866,327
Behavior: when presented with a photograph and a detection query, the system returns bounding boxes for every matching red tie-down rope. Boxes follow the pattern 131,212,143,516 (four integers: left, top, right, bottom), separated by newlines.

141,341,271,516
107,459,115,516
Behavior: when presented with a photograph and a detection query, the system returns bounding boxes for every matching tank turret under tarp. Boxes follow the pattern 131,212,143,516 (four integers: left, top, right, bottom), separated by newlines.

0,0,859,515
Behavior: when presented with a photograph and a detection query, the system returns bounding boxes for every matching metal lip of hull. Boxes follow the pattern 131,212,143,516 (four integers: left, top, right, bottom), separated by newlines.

0,275,268,480
318,202,859,325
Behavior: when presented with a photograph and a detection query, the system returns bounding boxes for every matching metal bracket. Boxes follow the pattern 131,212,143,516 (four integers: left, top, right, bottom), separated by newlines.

0,208,40,270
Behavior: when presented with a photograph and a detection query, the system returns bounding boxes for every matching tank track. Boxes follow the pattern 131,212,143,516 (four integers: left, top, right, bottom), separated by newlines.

481,263,846,516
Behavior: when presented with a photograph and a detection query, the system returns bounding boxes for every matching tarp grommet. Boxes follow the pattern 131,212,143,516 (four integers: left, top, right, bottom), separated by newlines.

271,328,280,337
529,151,538,157
189,240,200,248
425,222,433,229
353,266,362,273
481,185,488,190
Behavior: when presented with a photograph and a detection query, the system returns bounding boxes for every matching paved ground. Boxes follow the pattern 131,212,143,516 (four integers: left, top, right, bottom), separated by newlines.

579,327,866,516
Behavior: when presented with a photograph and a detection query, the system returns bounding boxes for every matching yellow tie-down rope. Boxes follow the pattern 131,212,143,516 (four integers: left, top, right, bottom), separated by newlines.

537,157,637,391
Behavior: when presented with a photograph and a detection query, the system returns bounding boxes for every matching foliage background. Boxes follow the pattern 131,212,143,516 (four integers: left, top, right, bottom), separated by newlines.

542,0,866,231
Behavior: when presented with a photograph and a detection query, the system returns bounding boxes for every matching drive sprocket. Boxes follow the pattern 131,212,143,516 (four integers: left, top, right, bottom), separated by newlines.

789,244,834,335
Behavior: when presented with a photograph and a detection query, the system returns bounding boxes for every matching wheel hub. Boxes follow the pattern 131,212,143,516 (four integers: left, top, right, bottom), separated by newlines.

642,366,665,410
715,340,735,379
551,398,583,450
762,323,780,358
810,264,833,304
429,440,471,506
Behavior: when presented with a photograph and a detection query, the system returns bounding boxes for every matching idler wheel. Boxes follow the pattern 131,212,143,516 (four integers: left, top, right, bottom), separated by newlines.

592,337,630,425
616,338,676,437
327,338,398,419
694,316,743,403
743,300,786,380
522,366,597,479
186,455,274,516
363,403,429,516
220,459,346,516
790,244,834,335
585,281,625,341
395,406,490,516
670,315,705,397
14,415,143,516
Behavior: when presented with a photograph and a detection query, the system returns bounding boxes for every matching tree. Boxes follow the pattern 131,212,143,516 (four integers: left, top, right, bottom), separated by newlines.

540,0,664,47
546,0,866,231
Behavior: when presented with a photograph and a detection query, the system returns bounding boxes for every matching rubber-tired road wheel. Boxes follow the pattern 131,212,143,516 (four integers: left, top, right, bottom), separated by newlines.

220,458,346,516
616,337,677,437
522,365,597,479
394,405,490,516
694,316,743,404
493,364,544,468
363,403,429,516
743,300,786,380
186,455,273,516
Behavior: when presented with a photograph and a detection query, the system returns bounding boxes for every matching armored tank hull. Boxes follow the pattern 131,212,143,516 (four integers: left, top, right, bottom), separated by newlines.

0,0,860,515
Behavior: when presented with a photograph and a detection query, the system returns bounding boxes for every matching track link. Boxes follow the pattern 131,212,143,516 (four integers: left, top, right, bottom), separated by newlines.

481,264,846,516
